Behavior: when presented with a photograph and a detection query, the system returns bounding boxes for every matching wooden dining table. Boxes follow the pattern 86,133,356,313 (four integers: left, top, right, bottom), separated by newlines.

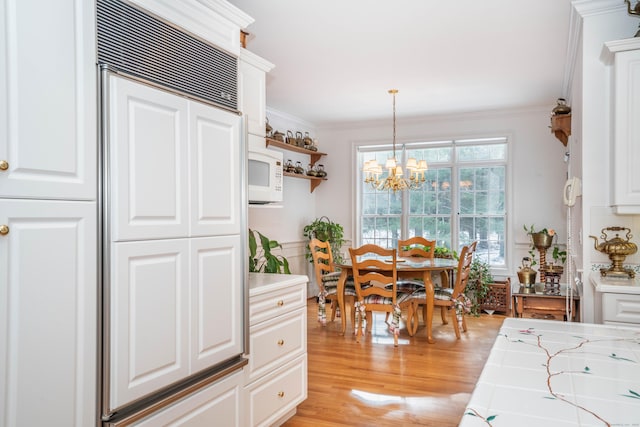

334,256,459,343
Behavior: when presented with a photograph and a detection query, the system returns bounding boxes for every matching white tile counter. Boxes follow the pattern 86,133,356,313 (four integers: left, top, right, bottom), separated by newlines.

461,318,640,426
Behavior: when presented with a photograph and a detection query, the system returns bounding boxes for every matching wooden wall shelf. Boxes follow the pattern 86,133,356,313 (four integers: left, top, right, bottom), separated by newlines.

266,137,328,192
265,138,327,166
551,114,571,146
283,172,327,192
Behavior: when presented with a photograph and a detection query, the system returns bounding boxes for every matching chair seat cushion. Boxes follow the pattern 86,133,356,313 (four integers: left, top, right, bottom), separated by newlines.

411,287,453,301
385,280,424,294
434,287,454,300
362,292,412,306
321,272,357,297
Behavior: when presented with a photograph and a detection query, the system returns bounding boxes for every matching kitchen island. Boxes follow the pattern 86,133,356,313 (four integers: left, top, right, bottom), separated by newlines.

461,317,640,426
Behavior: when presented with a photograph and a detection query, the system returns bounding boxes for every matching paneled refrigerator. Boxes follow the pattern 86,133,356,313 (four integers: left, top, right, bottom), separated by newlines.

96,0,247,424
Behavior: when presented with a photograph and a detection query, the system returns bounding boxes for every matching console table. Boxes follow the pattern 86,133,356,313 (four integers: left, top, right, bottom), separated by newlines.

512,286,580,322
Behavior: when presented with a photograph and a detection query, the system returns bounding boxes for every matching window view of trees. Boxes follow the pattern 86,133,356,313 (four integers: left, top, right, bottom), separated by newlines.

358,139,507,268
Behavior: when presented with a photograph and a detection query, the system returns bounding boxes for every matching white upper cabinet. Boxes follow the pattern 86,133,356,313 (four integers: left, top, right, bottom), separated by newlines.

602,38,640,214
239,49,274,137
0,0,96,200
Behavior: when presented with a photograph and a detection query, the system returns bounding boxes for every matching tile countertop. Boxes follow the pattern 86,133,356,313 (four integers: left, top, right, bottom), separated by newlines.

460,318,640,427
591,274,640,295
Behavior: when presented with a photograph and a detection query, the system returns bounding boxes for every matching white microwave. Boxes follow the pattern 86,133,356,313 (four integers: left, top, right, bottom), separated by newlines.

248,142,284,204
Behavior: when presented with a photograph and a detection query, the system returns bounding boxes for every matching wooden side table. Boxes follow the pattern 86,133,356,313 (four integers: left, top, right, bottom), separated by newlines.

512,286,580,322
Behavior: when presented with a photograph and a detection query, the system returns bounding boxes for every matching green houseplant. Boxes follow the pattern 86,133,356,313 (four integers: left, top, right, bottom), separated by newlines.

465,258,494,316
465,257,512,315
248,229,291,274
303,216,346,263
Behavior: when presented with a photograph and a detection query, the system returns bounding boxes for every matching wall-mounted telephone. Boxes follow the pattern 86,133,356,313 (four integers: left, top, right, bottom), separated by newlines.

563,176,582,206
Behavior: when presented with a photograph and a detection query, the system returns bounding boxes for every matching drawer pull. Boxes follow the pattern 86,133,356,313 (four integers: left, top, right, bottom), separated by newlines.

0,225,8,236
277,300,284,306
277,339,284,346
0,160,8,171
278,391,285,398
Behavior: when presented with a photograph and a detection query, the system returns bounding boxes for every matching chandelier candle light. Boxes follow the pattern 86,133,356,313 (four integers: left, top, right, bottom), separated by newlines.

363,89,427,192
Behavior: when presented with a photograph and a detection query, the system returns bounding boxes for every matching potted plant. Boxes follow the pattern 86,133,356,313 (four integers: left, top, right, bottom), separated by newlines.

303,216,346,263
465,258,494,316
248,229,291,274
466,257,511,315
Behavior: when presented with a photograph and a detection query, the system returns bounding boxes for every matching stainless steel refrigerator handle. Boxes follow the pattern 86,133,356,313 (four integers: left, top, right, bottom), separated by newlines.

98,63,114,422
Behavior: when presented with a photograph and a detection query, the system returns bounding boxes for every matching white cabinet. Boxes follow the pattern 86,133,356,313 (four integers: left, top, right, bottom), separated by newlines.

0,1,97,426
246,273,308,427
0,0,96,200
129,370,245,427
0,199,96,427
106,75,244,412
239,49,274,137
601,38,640,214
591,274,640,326
602,293,640,326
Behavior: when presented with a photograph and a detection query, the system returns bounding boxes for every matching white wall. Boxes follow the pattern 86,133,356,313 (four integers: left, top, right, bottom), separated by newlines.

314,107,569,284
248,108,319,293
253,106,572,295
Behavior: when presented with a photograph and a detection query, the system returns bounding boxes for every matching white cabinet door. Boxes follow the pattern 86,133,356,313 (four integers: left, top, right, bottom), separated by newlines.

0,0,96,200
0,199,96,427
109,76,189,241
110,239,190,409
189,101,241,237
239,50,273,137
190,236,243,373
603,39,640,213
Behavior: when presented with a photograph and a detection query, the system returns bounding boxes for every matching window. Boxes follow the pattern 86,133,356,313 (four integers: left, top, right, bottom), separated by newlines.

358,137,507,268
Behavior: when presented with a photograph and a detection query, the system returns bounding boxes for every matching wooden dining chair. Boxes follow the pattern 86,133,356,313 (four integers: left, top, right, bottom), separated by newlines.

398,236,436,258
309,238,356,327
349,244,414,346
409,241,477,339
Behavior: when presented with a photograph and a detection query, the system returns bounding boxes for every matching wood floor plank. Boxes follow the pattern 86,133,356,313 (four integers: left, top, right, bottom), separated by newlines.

282,299,506,427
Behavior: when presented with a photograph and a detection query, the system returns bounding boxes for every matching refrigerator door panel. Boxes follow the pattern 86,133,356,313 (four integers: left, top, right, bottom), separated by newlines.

110,239,190,409
188,100,242,237
109,75,190,242
190,235,243,373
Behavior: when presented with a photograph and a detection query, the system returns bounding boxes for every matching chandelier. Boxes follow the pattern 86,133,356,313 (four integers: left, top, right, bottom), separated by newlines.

363,89,427,192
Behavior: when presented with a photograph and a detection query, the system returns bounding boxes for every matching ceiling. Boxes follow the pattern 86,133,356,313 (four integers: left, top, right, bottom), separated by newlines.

227,0,575,126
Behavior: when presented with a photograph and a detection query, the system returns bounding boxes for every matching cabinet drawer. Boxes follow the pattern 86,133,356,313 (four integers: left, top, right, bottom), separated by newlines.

245,355,307,427
131,370,244,426
521,297,566,311
250,282,306,325
247,307,306,382
521,310,565,321
603,293,640,324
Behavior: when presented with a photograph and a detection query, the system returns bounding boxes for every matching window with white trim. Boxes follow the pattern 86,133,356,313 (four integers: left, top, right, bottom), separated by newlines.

357,137,507,268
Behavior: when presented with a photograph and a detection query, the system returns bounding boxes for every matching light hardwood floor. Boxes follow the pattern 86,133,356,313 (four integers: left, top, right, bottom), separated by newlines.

282,299,507,427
